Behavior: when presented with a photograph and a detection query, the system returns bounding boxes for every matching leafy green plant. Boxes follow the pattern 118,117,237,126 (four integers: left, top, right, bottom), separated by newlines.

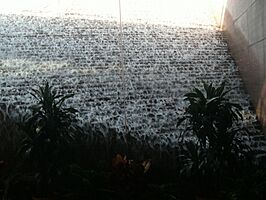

2,80,264,200
20,82,81,197
177,82,252,198
178,81,244,150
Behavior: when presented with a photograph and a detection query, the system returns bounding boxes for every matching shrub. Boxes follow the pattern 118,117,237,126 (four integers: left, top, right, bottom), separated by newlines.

0,104,27,199
20,82,81,197
177,82,252,197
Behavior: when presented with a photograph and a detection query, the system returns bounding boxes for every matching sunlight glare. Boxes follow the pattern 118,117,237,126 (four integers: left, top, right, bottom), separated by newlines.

0,0,226,27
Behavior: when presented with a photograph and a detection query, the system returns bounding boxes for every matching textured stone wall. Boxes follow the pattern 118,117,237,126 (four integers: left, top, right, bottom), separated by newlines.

0,12,260,145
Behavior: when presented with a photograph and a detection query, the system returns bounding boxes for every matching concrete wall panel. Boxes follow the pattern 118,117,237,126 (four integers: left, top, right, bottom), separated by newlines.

224,0,266,130
247,0,264,44
235,12,248,41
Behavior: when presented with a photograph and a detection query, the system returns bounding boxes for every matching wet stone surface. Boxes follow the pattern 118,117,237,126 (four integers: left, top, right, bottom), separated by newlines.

0,14,260,146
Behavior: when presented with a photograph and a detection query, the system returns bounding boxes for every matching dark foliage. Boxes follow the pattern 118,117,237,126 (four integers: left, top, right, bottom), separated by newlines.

177,82,256,198
0,81,265,200
178,82,243,146
19,82,82,197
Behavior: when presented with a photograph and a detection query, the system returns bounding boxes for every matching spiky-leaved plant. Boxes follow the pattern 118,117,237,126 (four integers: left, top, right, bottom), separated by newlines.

177,82,252,197
179,81,243,150
20,82,80,196
30,82,78,138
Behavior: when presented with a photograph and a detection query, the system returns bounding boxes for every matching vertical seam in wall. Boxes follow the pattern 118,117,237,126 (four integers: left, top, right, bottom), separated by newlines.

263,0,265,83
247,2,250,71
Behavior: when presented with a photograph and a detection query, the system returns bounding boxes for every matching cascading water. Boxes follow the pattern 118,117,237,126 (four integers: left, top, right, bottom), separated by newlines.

0,0,260,147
